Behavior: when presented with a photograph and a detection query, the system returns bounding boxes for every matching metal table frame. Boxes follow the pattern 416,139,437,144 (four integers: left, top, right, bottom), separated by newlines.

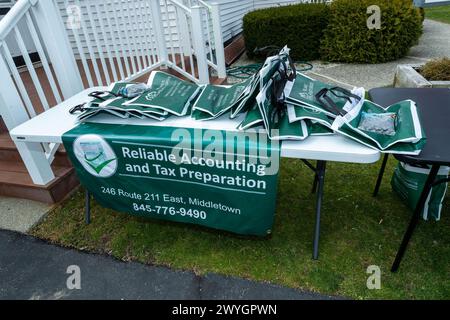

306,160,327,260
369,87,450,272
373,156,450,271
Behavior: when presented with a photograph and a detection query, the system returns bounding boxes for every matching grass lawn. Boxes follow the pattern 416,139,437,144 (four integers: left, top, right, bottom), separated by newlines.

425,5,450,24
31,157,449,299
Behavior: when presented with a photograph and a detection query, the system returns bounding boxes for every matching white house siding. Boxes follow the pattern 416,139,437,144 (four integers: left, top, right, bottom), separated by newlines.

212,0,309,43
422,0,450,6
211,0,254,42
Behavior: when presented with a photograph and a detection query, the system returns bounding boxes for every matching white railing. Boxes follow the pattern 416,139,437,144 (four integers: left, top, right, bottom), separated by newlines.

56,0,226,86
161,0,202,83
0,0,83,132
189,0,226,79
60,0,165,87
0,0,86,184
0,0,225,127
0,0,226,127
160,0,226,83
0,0,226,185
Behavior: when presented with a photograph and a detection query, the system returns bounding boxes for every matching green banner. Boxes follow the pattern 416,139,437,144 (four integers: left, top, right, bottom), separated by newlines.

62,123,280,236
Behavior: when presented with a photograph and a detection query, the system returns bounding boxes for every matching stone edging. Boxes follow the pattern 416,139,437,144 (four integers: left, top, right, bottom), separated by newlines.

394,65,450,88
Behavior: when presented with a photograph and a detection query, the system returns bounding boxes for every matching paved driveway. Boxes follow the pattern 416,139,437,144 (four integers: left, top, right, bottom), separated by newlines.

0,229,340,300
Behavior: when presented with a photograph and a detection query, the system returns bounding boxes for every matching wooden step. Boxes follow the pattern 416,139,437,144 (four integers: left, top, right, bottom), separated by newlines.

0,132,16,150
0,159,70,178
224,34,245,66
0,131,79,204
0,159,79,204
0,117,7,133
0,132,71,167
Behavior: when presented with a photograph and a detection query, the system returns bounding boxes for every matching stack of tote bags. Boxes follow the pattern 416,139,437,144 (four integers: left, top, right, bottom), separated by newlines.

77,71,201,121
282,72,425,155
73,46,426,155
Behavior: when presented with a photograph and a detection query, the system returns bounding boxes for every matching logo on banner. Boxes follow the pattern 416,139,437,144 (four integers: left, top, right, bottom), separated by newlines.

73,135,117,177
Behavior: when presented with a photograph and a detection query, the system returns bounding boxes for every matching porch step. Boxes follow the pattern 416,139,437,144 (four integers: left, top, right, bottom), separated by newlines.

0,132,71,167
0,161,78,204
0,132,79,204
224,34,246,66
0,118,7,133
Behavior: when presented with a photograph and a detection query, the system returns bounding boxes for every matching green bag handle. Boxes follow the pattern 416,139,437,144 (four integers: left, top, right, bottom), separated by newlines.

70,90,120,114
315,87,361,117
88,91,119,101
270,56,297,123
69,103,86,114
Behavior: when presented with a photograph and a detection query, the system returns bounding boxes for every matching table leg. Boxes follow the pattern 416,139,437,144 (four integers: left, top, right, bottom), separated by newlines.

85,190,91,225
313,161,326,260
373,154,389,197
14,140,55,185
311,173,319,194
391,164,440,272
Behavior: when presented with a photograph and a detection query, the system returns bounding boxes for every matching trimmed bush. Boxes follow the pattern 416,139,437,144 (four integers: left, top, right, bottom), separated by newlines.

420,58,450,81
320,0,423,63
243,3,330,61
419,7,425,22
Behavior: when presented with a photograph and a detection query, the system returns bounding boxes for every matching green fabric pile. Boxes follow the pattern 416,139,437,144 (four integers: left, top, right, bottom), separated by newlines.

73,46,426,155
76,72,201,121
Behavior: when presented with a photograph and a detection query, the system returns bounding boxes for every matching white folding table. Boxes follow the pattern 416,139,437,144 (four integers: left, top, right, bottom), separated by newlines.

10,88,380,259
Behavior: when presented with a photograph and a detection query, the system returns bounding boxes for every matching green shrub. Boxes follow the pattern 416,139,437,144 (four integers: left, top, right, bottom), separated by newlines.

243,3,330,61
320,0,423,63
419,7,425,22
420,58,450,81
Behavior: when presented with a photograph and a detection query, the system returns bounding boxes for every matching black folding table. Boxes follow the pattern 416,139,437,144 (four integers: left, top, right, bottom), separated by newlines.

369,88,450,272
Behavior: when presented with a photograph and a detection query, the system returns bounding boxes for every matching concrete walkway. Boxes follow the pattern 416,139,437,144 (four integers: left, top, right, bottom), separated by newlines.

0,229,339,300
0,196,52,233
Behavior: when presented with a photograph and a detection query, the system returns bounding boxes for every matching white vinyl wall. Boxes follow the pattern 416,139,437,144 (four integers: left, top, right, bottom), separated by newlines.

211,0,315,42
